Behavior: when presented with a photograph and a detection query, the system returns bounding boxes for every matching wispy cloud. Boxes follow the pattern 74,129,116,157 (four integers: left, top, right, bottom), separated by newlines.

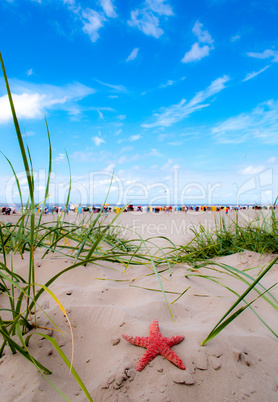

96,79,127,92
62,1,117,42
182,43,211,63
247,49,278,62
168,141,182,146
142,76,185,96
146,0,174,16
212,99,278,144
55,153,66,163
126,48,139,62
239,165,265,175
82,9,106,42
25,131,36,137
63,0,76,5
159,79,174,88
26,68,33,76
192,20,213,44
128,9,163,38
99,0,117,18
242,65,270,82
142,75,229,128
128,0,173,38
0,79,94,123
231,34,240,42
92,135,105,146
97,110,104,119
130,134,142,141
182,21,214,63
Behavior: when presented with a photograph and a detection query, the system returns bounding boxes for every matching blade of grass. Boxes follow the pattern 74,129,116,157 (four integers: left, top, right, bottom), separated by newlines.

201,256,278,345
201,282,278,345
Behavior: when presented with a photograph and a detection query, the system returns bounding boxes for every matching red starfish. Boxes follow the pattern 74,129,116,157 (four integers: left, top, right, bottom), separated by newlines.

122,319,185,371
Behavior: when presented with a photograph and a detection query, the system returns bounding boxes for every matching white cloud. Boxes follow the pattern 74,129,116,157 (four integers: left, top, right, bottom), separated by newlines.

159,79,174,88
192,21,213,45
247,49,278,63
55,153,65,163
96,79,127,92
92,136,105,146
25,131,36,137
126,48,139,62
62,1,117,42
239,165,265,175
182,42,211,63
182,21,214,63
97,110,104,119
27,68,33,76
168,141,182,146
231,35,240,42
243,65,270,82
82,9,106,42
128,0,173,38
0,80,94,123
99,0,117,18
130,134,142,141
128,9,163,38
212,100,278,144
142,75,229,128
0,93,63,123
146,0,173,16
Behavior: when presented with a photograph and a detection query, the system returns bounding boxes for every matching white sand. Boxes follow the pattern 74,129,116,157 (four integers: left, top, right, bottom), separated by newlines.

0,210,278,401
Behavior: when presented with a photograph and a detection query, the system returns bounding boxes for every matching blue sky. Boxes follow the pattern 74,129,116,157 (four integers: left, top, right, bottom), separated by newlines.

0,0,278,205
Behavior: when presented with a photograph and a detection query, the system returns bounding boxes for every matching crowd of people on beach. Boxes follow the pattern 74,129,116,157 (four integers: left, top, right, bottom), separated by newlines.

1,204,275,216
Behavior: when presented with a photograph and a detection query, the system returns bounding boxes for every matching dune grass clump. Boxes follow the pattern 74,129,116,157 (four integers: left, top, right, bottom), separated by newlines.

172,212,278,345
177,212,278,263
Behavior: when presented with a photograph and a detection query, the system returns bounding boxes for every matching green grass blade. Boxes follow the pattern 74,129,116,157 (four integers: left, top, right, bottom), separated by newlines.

37,334,93,401
16,325,71,401
201,282,278,345
37,117,52,228
200,256,278,345
0,323,51,373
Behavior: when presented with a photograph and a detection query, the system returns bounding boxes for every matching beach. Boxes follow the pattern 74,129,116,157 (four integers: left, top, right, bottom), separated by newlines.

0,210,278,401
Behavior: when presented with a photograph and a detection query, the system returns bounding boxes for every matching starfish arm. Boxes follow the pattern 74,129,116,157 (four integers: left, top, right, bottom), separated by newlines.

122,335,150,348
149,319,159,334
160,345,186,370
163,335,184,347
135,345,159,371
